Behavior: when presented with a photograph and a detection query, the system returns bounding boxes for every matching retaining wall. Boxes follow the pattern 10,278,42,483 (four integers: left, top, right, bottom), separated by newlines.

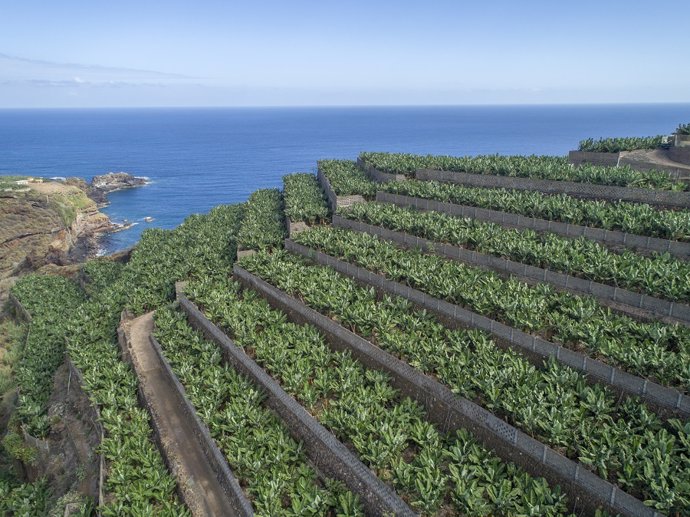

66,358,105,511
286,239,690,419
234,265,658,517
675,134,690,148
10,296,105,512
286,218,310,238
177,290,415,517
568,151,620,167
668,145,690,166
376,191,690,260
117,314,253,517
8,293,32,323
147,334,255,516
316,164,365,212
356,157,407,183
415,169,690,209
338,212,690,327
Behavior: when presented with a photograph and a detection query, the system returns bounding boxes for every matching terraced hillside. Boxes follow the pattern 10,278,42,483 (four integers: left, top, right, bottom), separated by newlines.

4,151,689,516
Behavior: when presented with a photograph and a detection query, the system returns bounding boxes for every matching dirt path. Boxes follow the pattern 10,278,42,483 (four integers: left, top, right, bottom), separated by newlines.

620,149,690,179
123,312,243,517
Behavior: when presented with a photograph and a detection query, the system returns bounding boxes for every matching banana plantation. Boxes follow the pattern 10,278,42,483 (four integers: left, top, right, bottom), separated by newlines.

5,142,690,517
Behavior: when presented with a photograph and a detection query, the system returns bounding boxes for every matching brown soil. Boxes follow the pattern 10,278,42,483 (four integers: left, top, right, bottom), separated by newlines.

15,361,101,504
122,312,241,517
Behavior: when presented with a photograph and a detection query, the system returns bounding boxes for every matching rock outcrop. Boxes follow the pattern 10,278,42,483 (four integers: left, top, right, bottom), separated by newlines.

0,174,143,308
88,172,147,204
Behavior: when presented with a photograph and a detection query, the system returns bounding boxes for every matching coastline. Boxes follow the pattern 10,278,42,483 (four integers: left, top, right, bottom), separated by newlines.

0,173,147,307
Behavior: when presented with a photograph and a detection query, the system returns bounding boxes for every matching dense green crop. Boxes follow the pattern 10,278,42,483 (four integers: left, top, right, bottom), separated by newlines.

63,203,246,515
123,204,244,313
283,173,329,224
339,202,690,302
242,250,690,513
81,259,125,296
189,276,572,516
578,136,665,153
237,189,285,251
10,275,84,437
360,152,686,190
9,274,186,515
319,160,376,198
154,308,362,516
11,204,246,515
381,179,690,241
66,290,188,516
294,227,690,392
0,478,50,516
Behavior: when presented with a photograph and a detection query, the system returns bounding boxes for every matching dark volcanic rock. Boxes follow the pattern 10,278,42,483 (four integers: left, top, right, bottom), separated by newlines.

89,172,147,204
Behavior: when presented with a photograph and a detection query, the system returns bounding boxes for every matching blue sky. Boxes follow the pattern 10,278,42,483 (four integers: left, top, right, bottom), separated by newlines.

1,0,689,107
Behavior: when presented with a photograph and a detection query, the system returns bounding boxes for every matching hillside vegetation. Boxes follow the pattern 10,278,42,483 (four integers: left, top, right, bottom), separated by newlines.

2,148,689,516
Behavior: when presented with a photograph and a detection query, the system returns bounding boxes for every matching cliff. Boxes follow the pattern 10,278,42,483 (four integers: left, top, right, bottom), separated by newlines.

0,174,144,307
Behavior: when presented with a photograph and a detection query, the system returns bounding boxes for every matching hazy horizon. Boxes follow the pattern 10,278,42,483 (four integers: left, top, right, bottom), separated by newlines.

2,1,689,108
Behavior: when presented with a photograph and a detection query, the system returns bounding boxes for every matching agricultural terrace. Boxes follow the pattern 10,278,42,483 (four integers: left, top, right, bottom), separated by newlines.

6,149,689,516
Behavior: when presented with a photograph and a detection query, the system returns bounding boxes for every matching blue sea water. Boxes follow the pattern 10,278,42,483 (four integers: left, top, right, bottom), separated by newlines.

2,104,689,253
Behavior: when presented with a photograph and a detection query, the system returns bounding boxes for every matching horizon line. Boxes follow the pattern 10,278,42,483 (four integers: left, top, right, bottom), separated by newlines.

2,101,690,110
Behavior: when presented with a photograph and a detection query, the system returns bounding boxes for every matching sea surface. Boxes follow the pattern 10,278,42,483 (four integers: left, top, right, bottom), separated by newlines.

1,104,689,253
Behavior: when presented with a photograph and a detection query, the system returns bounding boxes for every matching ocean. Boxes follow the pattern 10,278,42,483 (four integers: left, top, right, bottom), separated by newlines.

1,104,689,253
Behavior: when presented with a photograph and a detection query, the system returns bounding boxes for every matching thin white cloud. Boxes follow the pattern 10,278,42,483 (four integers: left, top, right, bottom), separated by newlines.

0,52,202,95
0,52,195,79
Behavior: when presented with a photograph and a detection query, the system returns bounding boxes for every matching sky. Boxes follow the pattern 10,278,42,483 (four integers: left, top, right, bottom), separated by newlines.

1,0,689,108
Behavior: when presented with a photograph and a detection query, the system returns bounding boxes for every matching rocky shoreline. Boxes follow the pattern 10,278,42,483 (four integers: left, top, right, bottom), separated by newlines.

69,173,148,260
0,172,147,306
87,172,148,205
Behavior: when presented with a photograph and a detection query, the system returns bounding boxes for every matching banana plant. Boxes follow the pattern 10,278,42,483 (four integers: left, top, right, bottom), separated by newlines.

187,275,574,516
319,159,377,198
360,152,686,191
578,136,665,153
381,179,690,241
242,249,690,515
283,172,329,224
339,201,690,302
237,188,286,251
154,308,360,516
293,226,690,394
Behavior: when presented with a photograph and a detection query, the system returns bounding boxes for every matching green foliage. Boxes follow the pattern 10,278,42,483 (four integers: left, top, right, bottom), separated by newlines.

237,189,285,251
0,176,30,191
47,188,96,228
2,430,37,464
81,259,125,296
189,276,572,516
48,491,94,517
282,173,329,224
578,136,665,153
0,477,50,516
360,152,686,190
154,308,362,516
0,320,25,396
294,227,690,393
340,201,690,302
63,204,245,514
243,249,690,514
382,179,690,241
677,123,690,136
8,203,246,514
319,160,376,198
10,275,84,437
123,204,244,314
